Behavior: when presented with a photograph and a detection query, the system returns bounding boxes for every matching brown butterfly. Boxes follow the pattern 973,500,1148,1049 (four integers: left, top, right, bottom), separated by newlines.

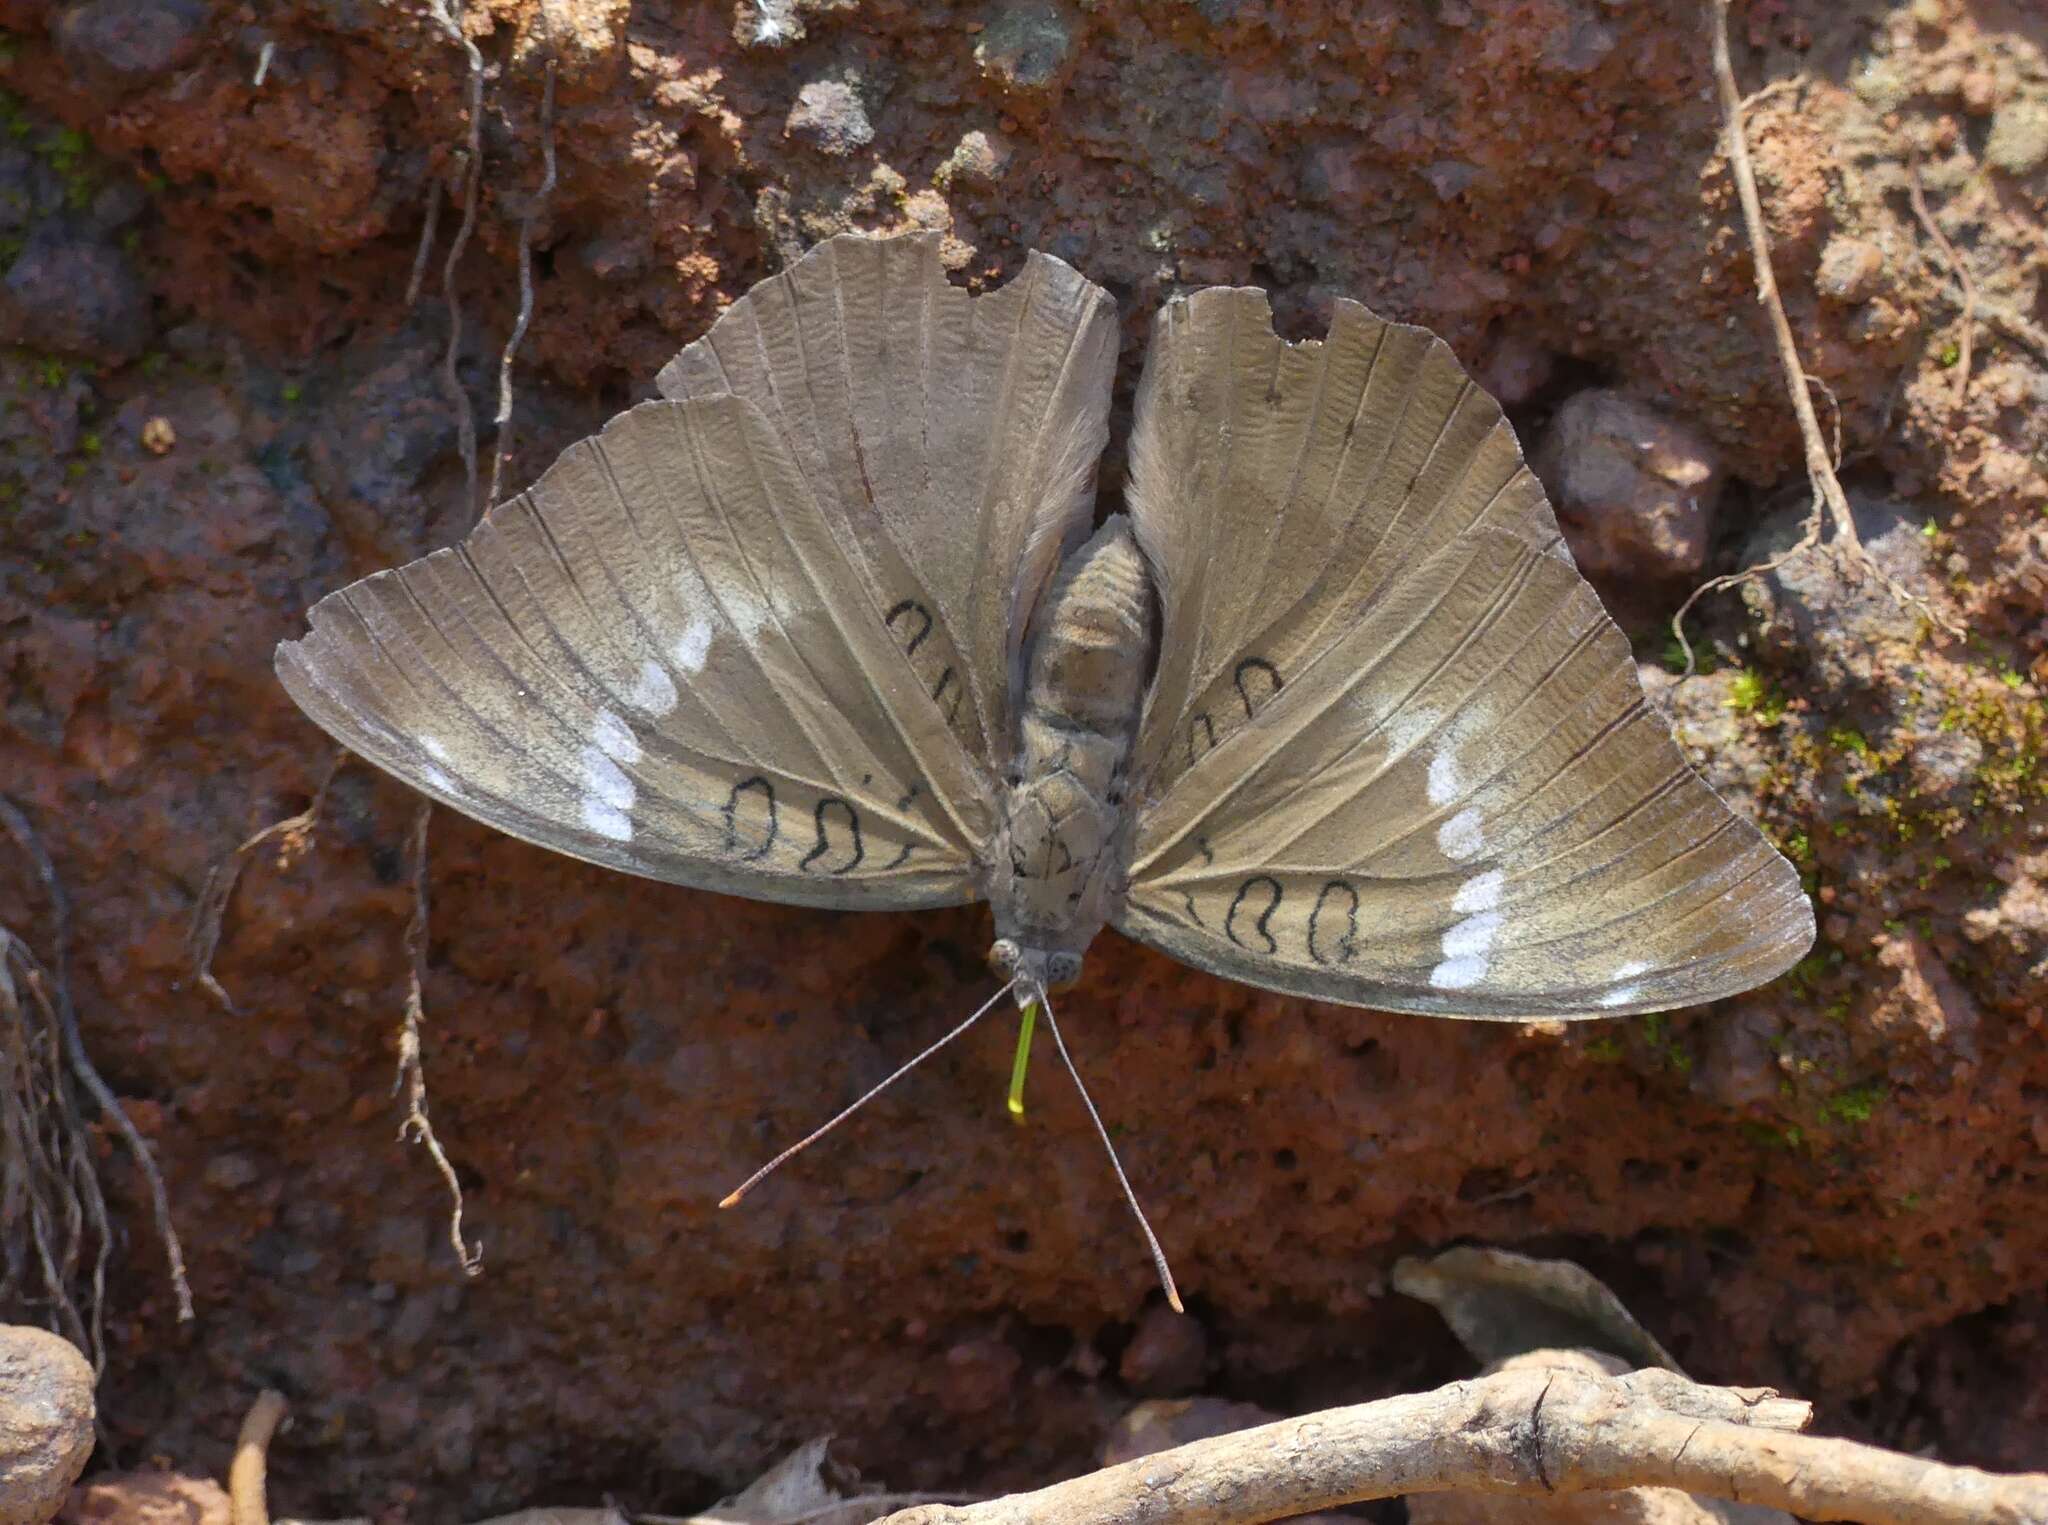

277,233,1813,1305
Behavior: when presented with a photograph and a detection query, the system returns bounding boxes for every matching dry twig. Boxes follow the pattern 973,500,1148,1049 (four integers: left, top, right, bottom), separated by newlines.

1,795,193,1325
394,803,481,1276
188,751,345,1014
1671,0,1963,678
230,1389,290,1525
880,1365,2048,1525
487,59,559,512
1903,158,1977,415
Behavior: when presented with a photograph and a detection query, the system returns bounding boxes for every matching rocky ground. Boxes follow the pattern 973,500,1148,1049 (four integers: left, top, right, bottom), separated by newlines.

0,0,2044,1518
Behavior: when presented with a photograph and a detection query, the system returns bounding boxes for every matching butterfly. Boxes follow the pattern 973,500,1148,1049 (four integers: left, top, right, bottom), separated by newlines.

276,232,1814,1307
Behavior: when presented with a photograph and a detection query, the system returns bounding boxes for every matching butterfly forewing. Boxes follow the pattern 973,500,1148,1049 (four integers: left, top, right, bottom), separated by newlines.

1117,292,1813,1016
656,232,1120,775
278,394,990,909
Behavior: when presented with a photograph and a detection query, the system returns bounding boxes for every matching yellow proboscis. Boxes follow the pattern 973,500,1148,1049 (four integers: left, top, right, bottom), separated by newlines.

1006,998,1038,1120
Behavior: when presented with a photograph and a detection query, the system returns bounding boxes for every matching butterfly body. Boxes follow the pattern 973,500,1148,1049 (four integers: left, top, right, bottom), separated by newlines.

990,517,1157,994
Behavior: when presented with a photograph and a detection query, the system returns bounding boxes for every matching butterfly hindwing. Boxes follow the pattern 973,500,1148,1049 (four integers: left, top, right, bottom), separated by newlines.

278,394,991,909
1116,289,1814,1016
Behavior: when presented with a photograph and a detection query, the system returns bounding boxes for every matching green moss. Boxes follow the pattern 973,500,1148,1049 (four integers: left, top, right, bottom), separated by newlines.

281,380,303,404
1727,669,1787,724
1636,1012,1695,1076
1584,1034,1625,1062
1819,1081,1886,1127
1938,341,1961,367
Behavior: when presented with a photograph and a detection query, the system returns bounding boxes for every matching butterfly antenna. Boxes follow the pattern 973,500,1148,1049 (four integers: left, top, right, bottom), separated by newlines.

1036,992,1185,1314
719,980,1017,1209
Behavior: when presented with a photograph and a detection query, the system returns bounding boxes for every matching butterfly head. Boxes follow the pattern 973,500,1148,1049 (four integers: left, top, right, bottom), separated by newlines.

988,938,1083,1000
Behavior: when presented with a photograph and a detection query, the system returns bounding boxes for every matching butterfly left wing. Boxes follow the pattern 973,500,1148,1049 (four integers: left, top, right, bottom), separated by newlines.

278,395,994,910
1113,288,1813,1016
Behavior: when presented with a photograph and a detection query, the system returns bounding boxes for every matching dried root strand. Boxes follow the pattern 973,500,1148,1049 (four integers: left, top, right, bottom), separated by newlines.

1673,0,1964,679
188,750,345,1015
394,802,482,1277
1902,155,1977,415
423,0,487,523
487,58,559,513
2,794,193,1327
0,927,112,1371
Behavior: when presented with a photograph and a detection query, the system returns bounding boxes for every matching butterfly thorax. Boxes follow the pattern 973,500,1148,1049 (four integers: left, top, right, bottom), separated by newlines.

989,518,1156,992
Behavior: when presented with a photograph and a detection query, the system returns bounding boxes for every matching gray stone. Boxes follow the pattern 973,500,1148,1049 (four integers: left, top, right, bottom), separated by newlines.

934,128,1013,189
0,229,152,362
1815,235,1885,303
53,0,209,93
1533,388,1723,580
785,80,873,156
0,1325,95,1525
975,0,1075,91
1739,494,1937,695
1116,1304,1207,1396
1985,96,2048,178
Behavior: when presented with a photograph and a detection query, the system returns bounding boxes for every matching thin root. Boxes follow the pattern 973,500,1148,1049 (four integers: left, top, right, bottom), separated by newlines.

405,178,445,310
188,751,345,1015
2,794,193,1326
487,59,559,512
424,0,487,523
1903,153,1978,416
394,803,482,1277
1673,1,1964,681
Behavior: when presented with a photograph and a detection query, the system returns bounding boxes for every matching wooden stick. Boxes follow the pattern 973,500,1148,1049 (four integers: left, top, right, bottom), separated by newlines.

877,1366,2048,1525
230,1390,290,1525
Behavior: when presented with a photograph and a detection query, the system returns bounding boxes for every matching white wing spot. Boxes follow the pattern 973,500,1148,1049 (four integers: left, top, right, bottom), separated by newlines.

1453,869,1504,914
719,588,771,640
1438,806,1485,861
579,743,636,812
1430,954,1489,990
672,616,714,674
1597,962,1652,1008
580,797,634,842
1427,748,1460,807
1442,910,1503,960
421,764,455,793
421,735,451,763
628,658,678,717
591,709,642,765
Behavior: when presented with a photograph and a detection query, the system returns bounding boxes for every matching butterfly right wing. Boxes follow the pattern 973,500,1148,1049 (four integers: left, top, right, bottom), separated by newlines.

1113,287,1813,1016
278,395,992,910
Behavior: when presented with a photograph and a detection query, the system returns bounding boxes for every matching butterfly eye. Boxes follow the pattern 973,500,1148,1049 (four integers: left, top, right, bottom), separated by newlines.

1047,952,1083,988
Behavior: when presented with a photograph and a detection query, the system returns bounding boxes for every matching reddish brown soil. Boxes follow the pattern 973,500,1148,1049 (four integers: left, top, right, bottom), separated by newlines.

2,0,2045,1517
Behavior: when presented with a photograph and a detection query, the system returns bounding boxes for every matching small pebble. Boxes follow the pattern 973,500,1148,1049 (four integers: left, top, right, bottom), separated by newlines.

1815,235,1885,304
0,1325,95,1525
785,80,873,156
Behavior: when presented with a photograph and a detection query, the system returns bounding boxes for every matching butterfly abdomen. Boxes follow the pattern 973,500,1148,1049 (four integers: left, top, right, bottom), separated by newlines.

989,518,1156,980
